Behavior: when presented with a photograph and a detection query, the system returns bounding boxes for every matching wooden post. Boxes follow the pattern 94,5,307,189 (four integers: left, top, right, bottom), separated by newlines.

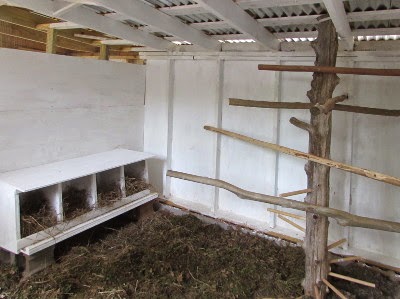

46,28,57,54
304,20,339,298
99,44,109,60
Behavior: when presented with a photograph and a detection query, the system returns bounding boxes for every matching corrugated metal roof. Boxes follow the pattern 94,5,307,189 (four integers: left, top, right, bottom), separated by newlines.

82,0,400,44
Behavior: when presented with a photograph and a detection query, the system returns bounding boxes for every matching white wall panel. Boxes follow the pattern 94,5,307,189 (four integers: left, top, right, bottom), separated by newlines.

143,60,171,193
350,61,400,259
218,60,277,224
0,49,145,172
144,55,400,264
170,60,220,210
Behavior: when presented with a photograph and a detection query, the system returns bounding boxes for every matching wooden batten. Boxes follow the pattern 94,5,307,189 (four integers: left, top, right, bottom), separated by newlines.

329,272,376,288
258,64,400,76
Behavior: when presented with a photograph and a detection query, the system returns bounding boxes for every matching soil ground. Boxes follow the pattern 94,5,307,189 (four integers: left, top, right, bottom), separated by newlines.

0,211,399,298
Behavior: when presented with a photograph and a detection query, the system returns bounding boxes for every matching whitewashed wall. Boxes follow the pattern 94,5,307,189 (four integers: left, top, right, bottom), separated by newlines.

144,54,400,266
0,49,145,173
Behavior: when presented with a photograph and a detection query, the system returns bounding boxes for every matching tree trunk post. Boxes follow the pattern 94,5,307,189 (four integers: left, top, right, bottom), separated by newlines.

304,20,339,298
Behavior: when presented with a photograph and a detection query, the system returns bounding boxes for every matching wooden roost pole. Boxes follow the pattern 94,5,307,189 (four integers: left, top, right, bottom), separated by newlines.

304,20,339,298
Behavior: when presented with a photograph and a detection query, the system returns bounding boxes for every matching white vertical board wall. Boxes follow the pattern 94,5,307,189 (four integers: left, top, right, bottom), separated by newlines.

169,60,220,212
144,55,400,263
0,48,145,173
143,60,171,193
217,60,278,227
350,61,400,259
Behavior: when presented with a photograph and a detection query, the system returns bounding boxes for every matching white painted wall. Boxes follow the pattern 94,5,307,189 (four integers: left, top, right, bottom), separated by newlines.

0,49,145,173
144,54,400,266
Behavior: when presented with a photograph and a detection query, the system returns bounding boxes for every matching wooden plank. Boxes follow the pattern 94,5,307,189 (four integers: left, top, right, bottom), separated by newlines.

45,28,56,53
329,256,361,264
166,170,400,233
0,149,154,192
195,0,279,50
204,126,400,187
99,43,109,60
0,20,97,53
258,64,400,76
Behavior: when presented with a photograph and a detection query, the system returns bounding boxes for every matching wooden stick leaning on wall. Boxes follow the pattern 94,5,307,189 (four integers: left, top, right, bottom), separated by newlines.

258,64,400,77
166,170,400,233
204,126,400,187
329,272,376,288
321,279,347,299
229,98,400,117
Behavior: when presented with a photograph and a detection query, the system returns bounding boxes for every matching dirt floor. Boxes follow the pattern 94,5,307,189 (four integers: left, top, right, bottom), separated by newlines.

1,211,399,298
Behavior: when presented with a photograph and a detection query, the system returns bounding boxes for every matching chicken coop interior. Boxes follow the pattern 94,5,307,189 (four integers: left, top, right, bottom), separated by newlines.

0,0,400,298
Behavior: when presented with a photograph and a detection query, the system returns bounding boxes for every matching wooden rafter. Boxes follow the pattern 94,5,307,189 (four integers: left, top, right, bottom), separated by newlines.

195,0,280,50
87,0,220,50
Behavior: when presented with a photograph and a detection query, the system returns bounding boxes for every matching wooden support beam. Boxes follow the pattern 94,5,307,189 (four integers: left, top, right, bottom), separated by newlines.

267,208,306,220
322,278,346,299
314,285,322,299
45,28,57,54
323,0,354,50
195,0,280,50
258,64,400,77
204,126,400,187
229,98,400,117
166,170,400,233
310,94,348,115
99,44,109,60
92,0,220,50
329,272,376,288
279,188,312,198
37,21,84,30
327,238,347,250
278,215,306,232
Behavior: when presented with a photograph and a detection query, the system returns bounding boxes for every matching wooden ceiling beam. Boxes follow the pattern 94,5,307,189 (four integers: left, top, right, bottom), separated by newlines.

8,0,173,50
196,0,280,50
87,0,220,50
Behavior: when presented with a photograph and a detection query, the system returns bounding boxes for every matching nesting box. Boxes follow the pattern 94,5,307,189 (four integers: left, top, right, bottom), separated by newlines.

0,149,158,256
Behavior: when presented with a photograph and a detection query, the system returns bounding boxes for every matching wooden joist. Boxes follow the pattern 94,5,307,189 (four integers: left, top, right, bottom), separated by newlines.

166,170,400,233
258,64,400,76
229,98,400,117
204,126,400,187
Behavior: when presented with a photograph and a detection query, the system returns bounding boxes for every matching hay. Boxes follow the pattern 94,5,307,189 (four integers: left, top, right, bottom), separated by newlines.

97,186,122,208
6,212,306,298
62,186,90,220
125,176,150,197
20,190,57,237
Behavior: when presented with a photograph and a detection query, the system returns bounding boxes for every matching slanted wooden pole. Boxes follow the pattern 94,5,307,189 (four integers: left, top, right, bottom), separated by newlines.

203,126,400,187
229,98,400,117
166,170,400,233
304,20,339,298
46,28,57,54
258,64,400,77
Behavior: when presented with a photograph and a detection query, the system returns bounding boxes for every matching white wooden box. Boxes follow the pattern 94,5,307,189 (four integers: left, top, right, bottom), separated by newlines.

0,149,158,255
